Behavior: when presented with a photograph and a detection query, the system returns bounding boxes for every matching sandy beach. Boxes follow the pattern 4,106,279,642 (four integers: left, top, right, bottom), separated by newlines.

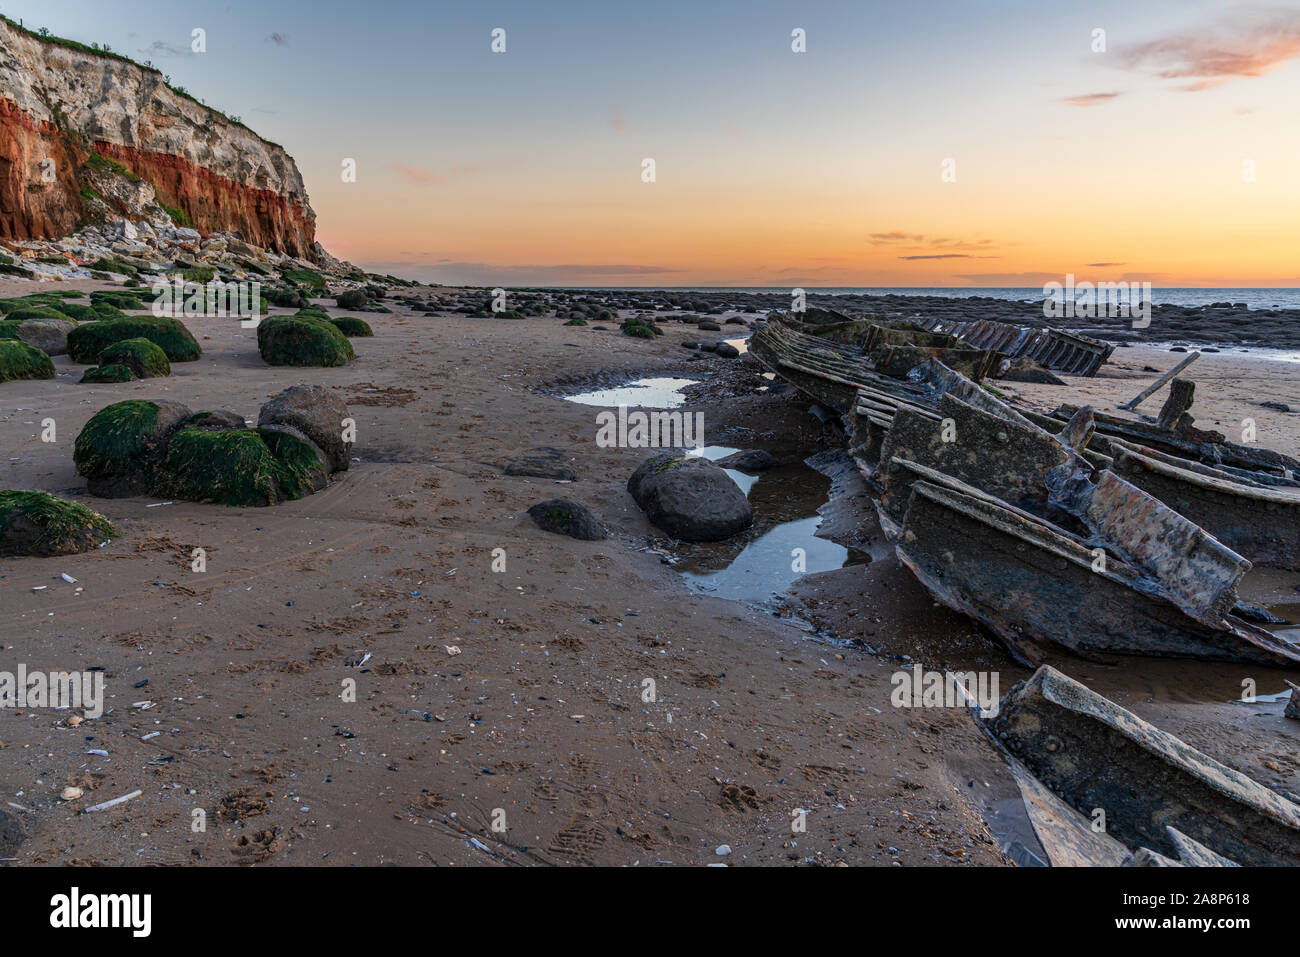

2,280,1297,867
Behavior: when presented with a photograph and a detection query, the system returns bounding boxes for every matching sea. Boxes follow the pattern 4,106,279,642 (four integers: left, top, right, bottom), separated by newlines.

574,287,1300,310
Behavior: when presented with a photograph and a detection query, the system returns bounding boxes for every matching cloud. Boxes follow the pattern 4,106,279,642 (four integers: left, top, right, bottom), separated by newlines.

1060,92,1123,107
138,40,186,58
869,232,1001,252
266,33,290,46
951,271,1064,285
1085,262,1126,267
899,253,981,261
609,108,626,133
393,164,439,185
1119,11,1300,90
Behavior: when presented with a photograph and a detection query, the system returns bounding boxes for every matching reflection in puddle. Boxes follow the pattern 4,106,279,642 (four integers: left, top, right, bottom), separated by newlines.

674,447,870,603
564,377,698,409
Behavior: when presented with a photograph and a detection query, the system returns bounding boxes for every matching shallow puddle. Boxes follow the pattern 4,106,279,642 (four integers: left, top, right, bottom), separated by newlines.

564,377,698,409
674,447,870,603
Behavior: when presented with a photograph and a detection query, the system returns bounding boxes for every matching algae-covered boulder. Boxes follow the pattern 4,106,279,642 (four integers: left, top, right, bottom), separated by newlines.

335,289,367,310
0,339,55,382
90,290,146,311
54,303,100,322
99,338,171,379
527,499,607,540
329,316,373,338
257,384,353,472
156,427,329,506
68,317,201,364
0,490,117,557
622,318,662,339
7,305,72,322
257,316,354,367
80,364,137,384
627,452,753,541
73,399,193,497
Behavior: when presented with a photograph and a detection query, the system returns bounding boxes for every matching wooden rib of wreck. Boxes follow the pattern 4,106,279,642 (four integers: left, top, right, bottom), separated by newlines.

854,363,1300,667
988,666,1300,866
906,315,1115,377
1106,438,1300,570
1028,401,1300,478
762,313,1002,384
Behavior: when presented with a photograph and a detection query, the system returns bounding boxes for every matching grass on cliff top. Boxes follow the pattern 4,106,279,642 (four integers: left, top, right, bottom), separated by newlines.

0,340,55,382
156,428,324,507
0,490,117,557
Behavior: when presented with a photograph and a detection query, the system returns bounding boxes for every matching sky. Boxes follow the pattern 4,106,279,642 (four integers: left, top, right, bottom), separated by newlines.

7,0,1300,287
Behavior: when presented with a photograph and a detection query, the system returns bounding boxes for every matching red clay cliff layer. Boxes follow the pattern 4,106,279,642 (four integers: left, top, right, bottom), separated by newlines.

0,98,315,258
95,142,315,258
0,98,84,241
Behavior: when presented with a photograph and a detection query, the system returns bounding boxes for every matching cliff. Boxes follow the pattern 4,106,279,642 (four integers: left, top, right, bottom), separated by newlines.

0,17,316,257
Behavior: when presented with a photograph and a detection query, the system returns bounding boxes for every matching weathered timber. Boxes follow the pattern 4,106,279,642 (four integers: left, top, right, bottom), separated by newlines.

1120,352,1200,411
1109,438,1300,570
987,666,1300,865
1157,377,1196,431
893,474,1300,666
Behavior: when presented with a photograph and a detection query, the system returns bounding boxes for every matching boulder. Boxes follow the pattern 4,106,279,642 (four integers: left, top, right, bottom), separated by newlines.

328,316,373,338
182,410,248,431
257,384,353,472
67,316,201,363
98,337,170,379
256,315,354,367
0,339,55,382
73,399,193,497
13,318,76,356
527,499,607,540
627,452,753,541
716,449,777,473
0,490,117,557
713,342,741,359
156,428,329,506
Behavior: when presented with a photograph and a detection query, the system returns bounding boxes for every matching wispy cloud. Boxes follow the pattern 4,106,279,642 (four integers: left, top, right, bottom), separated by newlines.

869,232,1000,252
138,40,186,58
1060,92,1123,107
266,32,290,47
394,164,438,185
1085,262,1126,267
899,253,985,261
1119,11,1300,90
